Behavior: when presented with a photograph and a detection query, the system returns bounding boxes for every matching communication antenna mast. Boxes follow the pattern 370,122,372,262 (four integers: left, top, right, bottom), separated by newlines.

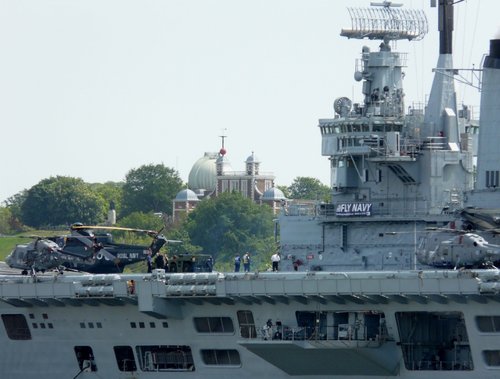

341,1,428,41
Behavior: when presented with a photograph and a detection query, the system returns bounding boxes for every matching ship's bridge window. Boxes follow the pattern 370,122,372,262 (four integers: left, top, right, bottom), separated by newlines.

135,345,195,372
194,317,234,333
201,349,241,366
114,346,137,372
74,346,97,372
476,316,500,332
1,314,31,340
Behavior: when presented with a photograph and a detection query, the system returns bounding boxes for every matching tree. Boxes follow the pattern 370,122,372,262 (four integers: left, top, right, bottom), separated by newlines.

185,192,275,270
90,181,124,215
20,176,107,227
121,164,184,217
3,190,28,231
288,177,331,201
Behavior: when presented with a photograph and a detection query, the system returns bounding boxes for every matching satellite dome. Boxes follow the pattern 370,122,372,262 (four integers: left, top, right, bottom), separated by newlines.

262,187,286,200
174,189,200,201
188,152,218,191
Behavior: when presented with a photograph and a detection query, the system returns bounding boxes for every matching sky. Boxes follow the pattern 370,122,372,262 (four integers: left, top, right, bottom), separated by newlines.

0,0,498,203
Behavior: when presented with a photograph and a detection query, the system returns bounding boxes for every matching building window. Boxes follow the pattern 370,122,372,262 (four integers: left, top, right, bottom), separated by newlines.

114,346,137,372
241,180,248,196
1,314,31,340
135,345,195,372
476,316,500,332
74,346,97,372
265,180,273,191
201,349,241,366
193,317,234,333
483,350,500,366
230,180,240,192
222,180,229,193
237,310,256,338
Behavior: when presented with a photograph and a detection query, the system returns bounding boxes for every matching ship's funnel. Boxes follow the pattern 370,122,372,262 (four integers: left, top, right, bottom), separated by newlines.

476,39,500,190
422,0,457,140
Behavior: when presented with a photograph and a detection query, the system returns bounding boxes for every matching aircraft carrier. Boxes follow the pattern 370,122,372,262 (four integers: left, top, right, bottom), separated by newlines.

1,1,500,378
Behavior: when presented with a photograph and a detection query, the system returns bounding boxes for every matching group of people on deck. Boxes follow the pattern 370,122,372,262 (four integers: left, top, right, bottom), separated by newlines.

234,251,281,272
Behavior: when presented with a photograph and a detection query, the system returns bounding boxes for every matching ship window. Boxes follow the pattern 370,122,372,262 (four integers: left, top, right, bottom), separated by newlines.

114,346,137,371
29,313,35,319
74,346,97,372
237,310,257,338
96,322,102,328
150,322,156,328
162,321,169,328
486,170,500,188
135,345,195,372
395,312,473,371
201,349,241,366
483,350,500,366
139,322,145,328
80,322,86,328
48,323,53,329
40,323,46,329
1,314,32,340
130,322,137,328
42,313,48,319
32,323,38,329
193,317,234,333
88,322,94,329
476,316,500,332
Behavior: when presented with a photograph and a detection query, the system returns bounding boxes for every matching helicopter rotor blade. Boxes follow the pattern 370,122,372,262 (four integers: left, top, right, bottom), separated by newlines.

71,225,159,236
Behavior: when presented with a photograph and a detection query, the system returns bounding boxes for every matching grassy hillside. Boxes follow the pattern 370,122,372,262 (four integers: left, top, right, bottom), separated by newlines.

0,230,66,261
0,237,26,260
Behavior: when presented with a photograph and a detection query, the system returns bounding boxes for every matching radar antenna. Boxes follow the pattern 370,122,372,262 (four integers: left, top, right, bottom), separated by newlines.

341,2,428,41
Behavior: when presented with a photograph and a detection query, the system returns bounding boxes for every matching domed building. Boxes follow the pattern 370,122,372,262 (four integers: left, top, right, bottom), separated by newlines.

172,188,200,221
173,142,282,221
262,187,287,214
187,152,218,196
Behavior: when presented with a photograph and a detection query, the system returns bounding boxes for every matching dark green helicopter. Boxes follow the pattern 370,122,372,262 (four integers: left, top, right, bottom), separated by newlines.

6,223,177,274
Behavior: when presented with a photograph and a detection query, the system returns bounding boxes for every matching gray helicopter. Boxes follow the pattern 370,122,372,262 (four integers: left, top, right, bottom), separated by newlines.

417,231,500,269
5,237,71,275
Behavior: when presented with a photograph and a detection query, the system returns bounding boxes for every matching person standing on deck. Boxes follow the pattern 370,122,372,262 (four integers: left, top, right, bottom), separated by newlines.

243,252,251,272
234,254,241,272
271,252,281,272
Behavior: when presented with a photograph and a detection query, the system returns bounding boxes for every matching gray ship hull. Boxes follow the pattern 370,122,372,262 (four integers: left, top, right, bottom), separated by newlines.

0,270,499,378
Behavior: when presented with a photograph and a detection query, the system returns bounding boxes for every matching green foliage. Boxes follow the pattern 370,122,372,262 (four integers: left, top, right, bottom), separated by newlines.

0,237,26,260
113,212,164,244
121,164,184,217
185,192,276,270
89,181,124,215
20,176,107,228
165,225,202,256
288,176,331,201
0,207,14,235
